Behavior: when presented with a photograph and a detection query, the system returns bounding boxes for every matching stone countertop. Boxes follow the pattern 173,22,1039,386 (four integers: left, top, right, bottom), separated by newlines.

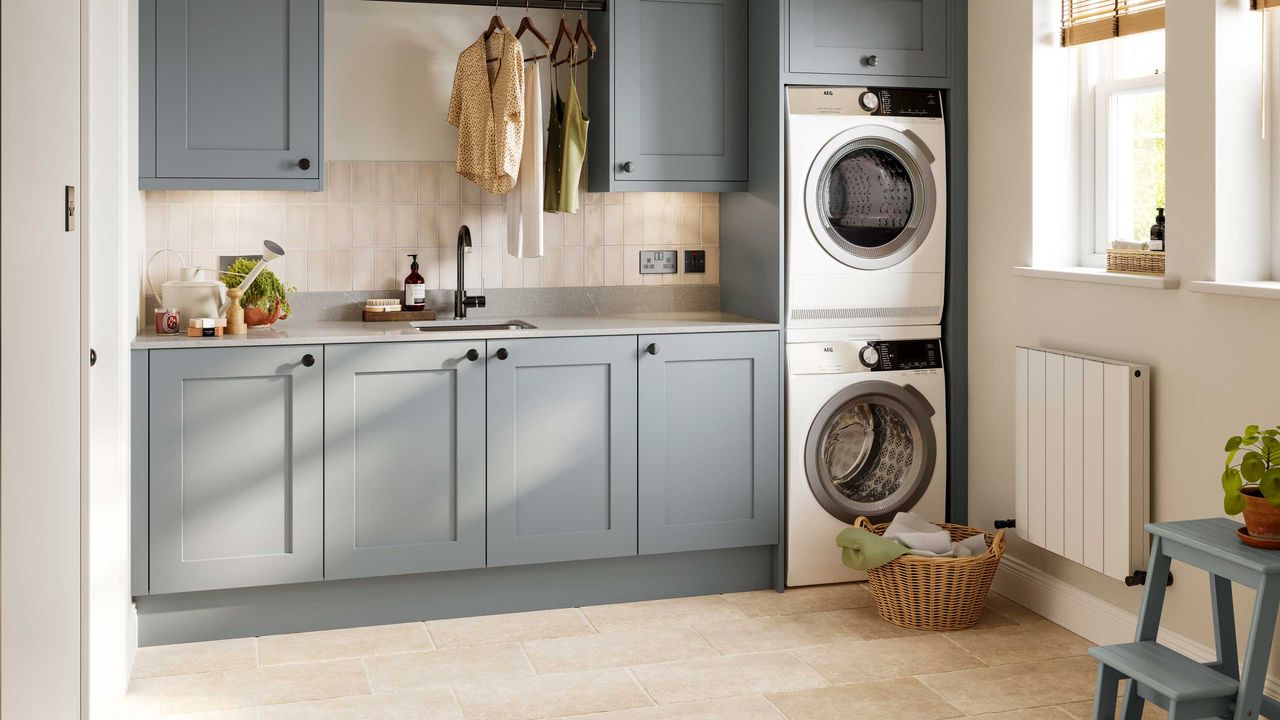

132,312,779,350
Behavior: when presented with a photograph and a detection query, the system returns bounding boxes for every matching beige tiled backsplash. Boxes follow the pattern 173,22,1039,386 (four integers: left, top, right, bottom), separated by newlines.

143,161,721,294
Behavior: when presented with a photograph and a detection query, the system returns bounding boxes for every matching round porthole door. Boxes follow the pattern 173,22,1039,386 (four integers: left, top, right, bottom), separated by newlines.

804,126,937,271
804,381,937,524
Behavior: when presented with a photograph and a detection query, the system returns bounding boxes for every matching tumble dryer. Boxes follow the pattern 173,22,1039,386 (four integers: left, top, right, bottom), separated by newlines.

786,326,947,586
786,87,947,328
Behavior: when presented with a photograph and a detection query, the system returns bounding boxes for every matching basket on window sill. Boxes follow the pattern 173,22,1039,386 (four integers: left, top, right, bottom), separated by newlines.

853,516,1006,631
1106,248,1165,276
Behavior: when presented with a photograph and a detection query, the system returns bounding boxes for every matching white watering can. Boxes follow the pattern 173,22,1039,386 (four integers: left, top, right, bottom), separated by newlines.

146,248,226,321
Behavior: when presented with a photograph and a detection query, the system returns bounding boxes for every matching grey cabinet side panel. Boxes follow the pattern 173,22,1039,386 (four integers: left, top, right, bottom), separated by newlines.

132,350,150,596
486,336,638,567
324,342,487,580
612,0,747,185
944,0,967,524
139,0,156,179
787,0,949,78
149,346,324,594
638,332,780,554
586,8,612,194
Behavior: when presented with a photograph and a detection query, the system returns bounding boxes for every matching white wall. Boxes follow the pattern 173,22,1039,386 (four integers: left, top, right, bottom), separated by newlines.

969,0,1280,680
325,0,571,161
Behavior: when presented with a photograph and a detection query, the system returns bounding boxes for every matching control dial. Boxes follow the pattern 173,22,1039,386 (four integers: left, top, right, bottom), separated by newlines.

858,91,880,113
858,344,880,368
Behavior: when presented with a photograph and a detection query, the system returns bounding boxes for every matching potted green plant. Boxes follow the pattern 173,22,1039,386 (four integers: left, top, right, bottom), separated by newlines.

222,257,295,327
1222,424,1280,543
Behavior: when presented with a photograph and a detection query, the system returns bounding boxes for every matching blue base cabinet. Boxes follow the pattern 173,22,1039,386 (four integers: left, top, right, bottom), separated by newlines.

139,0,324,190
323,342,487,580
134,330,779,598
148,346,325,594
638,332,780,554
485,337,639,567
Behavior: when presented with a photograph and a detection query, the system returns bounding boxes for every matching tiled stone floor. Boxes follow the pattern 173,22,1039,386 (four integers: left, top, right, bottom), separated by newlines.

97,584,1170,720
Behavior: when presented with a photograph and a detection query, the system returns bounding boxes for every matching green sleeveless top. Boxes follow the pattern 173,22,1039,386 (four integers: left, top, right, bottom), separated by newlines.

543,64,589,213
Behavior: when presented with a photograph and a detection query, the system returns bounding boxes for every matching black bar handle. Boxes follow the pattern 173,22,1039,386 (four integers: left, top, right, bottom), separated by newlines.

495,347,509,361
301,354,315,367
994,518,1016,529
465,349,480,362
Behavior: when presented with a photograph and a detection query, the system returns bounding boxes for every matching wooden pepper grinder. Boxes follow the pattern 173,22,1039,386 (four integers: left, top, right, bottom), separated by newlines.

225,287,247,335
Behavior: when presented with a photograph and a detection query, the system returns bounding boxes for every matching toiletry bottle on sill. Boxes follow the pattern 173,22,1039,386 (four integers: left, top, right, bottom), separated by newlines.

404,254,426,311
1148,207,1165,252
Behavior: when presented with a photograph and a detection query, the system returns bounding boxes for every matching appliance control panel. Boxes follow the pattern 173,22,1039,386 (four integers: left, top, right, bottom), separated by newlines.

860,339,943,371
788,339,943,375
788,87,943,119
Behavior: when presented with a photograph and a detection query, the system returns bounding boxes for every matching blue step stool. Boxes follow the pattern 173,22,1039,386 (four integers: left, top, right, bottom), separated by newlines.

1088,519,1280,720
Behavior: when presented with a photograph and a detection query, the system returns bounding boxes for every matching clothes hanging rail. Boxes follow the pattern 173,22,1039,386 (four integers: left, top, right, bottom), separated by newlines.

366,0,606,11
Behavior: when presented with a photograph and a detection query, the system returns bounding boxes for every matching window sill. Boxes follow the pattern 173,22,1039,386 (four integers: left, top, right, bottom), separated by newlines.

1186,280,1280,301
1012,266,1180,290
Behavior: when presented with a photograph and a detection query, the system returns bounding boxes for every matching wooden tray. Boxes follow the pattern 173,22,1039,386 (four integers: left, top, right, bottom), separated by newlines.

363,309,437,322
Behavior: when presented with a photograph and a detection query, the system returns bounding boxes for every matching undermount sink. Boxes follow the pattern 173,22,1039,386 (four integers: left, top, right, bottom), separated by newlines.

410,319,537,332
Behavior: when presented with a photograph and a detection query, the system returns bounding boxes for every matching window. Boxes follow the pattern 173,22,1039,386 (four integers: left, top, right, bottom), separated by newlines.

1071,30,1167,265
1094,74,1165,255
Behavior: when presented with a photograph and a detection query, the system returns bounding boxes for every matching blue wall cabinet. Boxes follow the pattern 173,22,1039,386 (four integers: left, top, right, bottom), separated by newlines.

787,0,949,78
148,346,324,594
323,343,487,580
140,0,323,190
637,332,781,554
485,337,639,567
588,0,747,192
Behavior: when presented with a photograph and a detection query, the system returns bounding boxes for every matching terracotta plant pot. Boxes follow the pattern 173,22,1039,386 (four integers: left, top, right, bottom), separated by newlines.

243,298,285,327
1242,486,1280,540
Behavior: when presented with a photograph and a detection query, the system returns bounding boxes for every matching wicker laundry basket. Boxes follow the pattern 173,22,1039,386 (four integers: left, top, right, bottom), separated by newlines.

853,516,1006,631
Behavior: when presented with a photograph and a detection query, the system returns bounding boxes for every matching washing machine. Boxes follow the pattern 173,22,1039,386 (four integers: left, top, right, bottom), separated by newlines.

786,86,947,328
786,326,947,587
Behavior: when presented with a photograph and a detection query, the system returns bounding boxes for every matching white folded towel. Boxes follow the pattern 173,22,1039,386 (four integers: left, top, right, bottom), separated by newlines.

882,512,990,558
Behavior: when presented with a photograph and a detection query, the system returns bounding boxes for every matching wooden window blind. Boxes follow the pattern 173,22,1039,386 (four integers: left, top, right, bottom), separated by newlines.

1254,0,1280,10
1061,1,1166,47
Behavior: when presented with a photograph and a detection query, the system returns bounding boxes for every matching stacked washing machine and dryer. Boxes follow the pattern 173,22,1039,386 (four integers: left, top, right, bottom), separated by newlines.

785,87,950,587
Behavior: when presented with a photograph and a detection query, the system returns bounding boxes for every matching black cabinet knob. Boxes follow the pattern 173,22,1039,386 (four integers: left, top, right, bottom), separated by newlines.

621,161,634,173
465,348,480,362
646,343,659,356
301,354,315,367
495,347,509,360
298,158,312,170
864,54,878,67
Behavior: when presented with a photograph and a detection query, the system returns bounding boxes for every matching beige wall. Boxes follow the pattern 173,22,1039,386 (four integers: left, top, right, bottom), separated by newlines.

969,0,1280,678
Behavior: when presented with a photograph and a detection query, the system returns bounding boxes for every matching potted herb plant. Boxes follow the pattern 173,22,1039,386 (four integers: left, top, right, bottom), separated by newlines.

1222,424,1280,544
222,257,295,327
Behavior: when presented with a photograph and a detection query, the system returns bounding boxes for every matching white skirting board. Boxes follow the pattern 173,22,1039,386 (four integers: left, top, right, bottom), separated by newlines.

993,556,1280,697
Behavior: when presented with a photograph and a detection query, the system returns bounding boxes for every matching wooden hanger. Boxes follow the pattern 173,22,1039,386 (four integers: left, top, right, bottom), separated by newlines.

484,0,508,63
550,1,577,68
570,0,596,67
516,0,550,62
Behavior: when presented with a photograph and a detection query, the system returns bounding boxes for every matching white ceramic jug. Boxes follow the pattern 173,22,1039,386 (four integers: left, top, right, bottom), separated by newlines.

146,249,227,322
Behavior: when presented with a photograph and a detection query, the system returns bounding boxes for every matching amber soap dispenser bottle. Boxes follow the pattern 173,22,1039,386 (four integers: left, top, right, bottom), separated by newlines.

404,254,426,311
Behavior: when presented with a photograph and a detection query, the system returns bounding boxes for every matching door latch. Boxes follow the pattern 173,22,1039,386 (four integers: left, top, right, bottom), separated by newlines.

65,185,76,231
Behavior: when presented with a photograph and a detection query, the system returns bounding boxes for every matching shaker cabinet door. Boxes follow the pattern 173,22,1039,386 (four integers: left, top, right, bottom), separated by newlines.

787,0,949,78
324,342,487,580
148,345,324,594
485,337,639,567
637,332,781,554
589,0,747,190
142,0,323,188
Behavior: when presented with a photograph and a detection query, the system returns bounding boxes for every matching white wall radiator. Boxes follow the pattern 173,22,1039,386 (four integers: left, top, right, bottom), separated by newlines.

1014,347,1150,582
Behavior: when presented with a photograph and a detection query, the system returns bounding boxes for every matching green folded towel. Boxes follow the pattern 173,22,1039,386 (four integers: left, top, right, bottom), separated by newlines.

836,527,911,571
